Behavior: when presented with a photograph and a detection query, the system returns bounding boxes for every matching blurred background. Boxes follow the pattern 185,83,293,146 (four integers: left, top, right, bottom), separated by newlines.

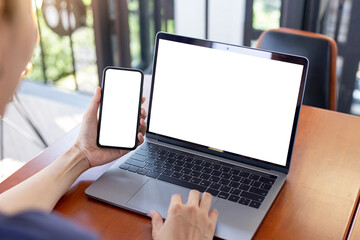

1,0,360,180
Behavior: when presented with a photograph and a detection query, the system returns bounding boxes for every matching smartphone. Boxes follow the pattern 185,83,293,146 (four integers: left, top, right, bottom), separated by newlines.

97,67,144,150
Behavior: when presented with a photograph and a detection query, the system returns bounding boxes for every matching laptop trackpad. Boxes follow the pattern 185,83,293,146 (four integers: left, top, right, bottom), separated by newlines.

126,179,217,217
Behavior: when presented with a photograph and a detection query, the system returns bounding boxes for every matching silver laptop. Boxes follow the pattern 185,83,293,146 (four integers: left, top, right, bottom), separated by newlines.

86,32,308,239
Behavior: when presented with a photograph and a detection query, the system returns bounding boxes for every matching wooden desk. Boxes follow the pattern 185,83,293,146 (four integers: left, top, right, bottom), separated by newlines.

1,76,360,239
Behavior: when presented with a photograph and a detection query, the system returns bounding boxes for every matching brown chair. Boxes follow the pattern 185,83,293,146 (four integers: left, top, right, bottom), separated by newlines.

256,28,338,110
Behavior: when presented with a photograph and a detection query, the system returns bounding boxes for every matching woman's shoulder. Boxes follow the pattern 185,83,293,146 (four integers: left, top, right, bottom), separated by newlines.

0,210,98,240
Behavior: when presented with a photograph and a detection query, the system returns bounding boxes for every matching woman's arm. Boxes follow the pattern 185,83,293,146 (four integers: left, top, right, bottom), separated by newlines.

0,145,89,214
0,87,147,214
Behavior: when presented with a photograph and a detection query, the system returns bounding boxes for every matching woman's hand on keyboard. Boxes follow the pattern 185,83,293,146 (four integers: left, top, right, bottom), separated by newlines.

75,87,147,168
150,190,218,240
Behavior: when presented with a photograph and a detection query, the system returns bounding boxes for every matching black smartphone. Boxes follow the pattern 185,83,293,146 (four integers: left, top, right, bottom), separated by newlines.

97,67,144,150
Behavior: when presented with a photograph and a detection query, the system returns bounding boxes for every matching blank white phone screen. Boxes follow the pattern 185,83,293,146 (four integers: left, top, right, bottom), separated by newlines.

99,69,142,148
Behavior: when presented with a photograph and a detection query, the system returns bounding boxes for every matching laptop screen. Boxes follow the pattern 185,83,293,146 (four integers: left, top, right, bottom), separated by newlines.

148,33,307,170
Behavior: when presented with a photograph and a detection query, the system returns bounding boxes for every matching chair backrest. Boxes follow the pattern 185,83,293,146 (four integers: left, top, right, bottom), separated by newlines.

257,28,338,110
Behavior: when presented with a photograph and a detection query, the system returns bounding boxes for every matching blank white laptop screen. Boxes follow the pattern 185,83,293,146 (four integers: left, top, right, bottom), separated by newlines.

149,39,304,166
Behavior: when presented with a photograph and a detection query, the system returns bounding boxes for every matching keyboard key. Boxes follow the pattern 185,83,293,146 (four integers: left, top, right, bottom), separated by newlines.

206,188,220,197
239,184,250,191
145,158,156,164
183,163,194,169
219,179,230,185
220,166,230,173
228,195,240,203
209,176,220,182
249,174,260,181
154,167,165,173
163,169,174,176
167,158,176,164
163,163,173,169
157,155,167,161
129,166,140,172
192,159,203,165
239,198,250,206
212,170,222,177
240,192,265,202
210,183,221,190
119,163,130,170
201,167,212,174
199,173,210,180
174,160,185,166
269,175,278,179
261,183,272,191
175,154,185,160
229,169,240,175
219,185,231,193
220,173,231,179
148,153,159,159
210,164,221,170
136,149,148,156
230,189,241,196
149,147,159,153
180,168,192,175
167,152,176,158
218,192,229,199
131,154,146,162
201,161,212,167
180,175,192,182
154,161,165,167
145,163,155,170
158,175,206,192
172,172,183,179
249,201,261,209
190,177,201,184
239,171,250,178
185,156,194,162
251,181,262,188
241,178,251,185
126,159,147,168
172,166,183,172
193,165,203,171
137,169,148,175
200,180,211,187
158,150,168,156
230,175,241,182
259,177,275,185
229,181,240,188
249,187,268,196
190,171,201,177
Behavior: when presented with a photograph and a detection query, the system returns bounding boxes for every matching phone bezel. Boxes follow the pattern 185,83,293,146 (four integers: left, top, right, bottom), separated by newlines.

97,66,144,150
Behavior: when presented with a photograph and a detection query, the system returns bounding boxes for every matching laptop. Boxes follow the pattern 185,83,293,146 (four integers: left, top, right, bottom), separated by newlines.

86,32,308,239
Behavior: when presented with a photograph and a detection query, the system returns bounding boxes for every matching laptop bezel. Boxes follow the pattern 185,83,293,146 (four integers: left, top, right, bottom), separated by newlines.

146,32,308,174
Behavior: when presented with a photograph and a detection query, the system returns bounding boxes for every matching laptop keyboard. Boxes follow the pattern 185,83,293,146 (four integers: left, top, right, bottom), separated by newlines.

119,143,277,209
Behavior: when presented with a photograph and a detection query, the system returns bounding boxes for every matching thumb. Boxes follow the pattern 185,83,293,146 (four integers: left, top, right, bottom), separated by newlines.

87,87,101,117
150,210,164,235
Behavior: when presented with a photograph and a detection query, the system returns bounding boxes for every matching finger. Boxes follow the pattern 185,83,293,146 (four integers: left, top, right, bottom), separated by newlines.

138,132,144,145
209,209,219,227
150,210,164,235
186,190,201,206
139,118,146,136
142,97,146,104
87,87,101,117
168,193,183,214
140,108,147,119
200,192,212,210
169,194,183,207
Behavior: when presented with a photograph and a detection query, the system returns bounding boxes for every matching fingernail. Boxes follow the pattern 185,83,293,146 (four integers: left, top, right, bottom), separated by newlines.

149,210,154,217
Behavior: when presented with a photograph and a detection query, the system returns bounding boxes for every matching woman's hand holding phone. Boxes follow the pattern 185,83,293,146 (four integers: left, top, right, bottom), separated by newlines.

75,87,147,168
